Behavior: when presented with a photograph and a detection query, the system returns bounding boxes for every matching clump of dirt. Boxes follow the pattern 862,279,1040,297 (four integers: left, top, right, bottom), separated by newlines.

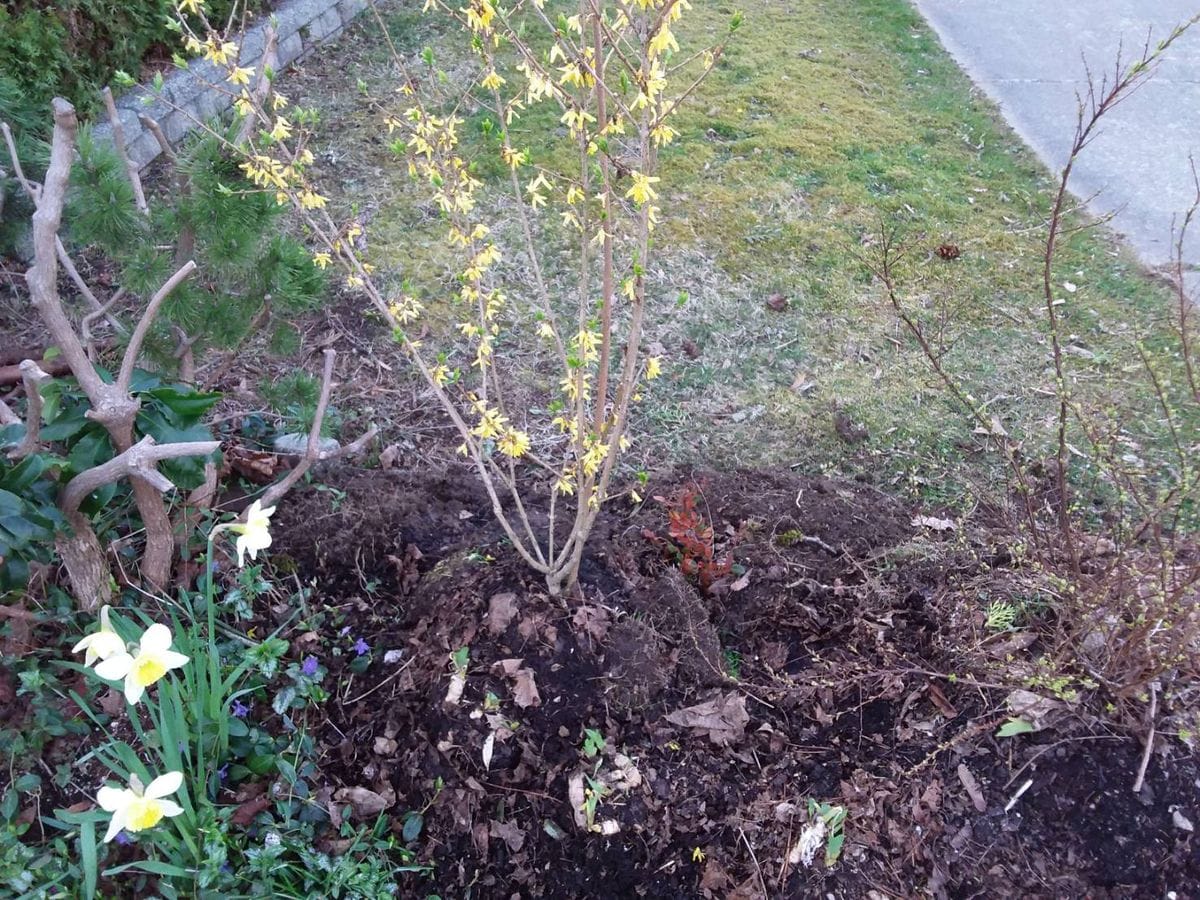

268,467,1200,898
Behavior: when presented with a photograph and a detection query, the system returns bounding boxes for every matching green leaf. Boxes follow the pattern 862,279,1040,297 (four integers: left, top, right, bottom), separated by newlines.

144,387,222,426
0,489,22,516
996,717,1035,738
402,811,424,842
81,819,98,900
103,859,192,878
246,753,276,776
825,831,844,866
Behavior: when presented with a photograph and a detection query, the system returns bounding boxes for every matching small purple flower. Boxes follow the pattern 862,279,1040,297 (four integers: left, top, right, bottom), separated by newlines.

218,763,230,782
339,626,352,637
353,637,370,657
301,655,320,677
115,832,132,846
231,699,250,718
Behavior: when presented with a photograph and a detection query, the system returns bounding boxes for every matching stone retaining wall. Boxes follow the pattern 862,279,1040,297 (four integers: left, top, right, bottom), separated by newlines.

93,0,368,170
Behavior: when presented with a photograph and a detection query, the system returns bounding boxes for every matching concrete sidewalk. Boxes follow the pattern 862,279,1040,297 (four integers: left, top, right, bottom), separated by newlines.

912,0,1200,284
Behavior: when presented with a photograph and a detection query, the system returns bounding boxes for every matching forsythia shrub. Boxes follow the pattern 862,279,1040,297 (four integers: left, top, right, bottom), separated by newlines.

153,0,740,594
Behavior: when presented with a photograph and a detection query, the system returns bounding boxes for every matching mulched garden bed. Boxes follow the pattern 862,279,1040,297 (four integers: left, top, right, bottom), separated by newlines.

264,466,1199,899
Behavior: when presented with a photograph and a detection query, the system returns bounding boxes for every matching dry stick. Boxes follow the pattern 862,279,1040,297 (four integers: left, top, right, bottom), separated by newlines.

1,122,125,332
259,349,337,511
117,261,197,392
29,99,202,596
1132,682,1158,793
10,360,51,459
0,397,18,427
81,288,127,359
101,87,149,215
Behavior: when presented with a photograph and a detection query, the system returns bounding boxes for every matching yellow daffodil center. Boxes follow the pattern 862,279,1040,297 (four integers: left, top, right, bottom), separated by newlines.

125,798,166,832
133,656,168,687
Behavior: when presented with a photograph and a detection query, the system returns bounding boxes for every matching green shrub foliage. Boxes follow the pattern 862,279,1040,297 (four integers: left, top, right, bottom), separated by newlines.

69,124,327,364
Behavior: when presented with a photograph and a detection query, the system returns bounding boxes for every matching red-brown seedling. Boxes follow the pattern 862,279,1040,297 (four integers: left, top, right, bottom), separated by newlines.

642,483,732,592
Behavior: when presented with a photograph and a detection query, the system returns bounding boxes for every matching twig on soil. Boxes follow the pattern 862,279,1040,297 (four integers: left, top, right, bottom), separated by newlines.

1132,681,1158,794
737,827,769,898
1003,778,1033,813
1003,733,1124,789
343,654,416,705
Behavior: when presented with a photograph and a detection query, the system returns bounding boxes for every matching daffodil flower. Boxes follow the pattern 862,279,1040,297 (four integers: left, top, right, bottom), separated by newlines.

212,499,276,567
72,606,126,667
94,624,189,704
97,771,184,842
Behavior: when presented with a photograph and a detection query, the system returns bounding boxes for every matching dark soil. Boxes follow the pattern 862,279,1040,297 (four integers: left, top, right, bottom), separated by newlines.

263,467,1200,899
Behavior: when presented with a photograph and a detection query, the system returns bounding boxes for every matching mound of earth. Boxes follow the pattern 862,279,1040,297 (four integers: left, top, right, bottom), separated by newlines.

266,468,1199,898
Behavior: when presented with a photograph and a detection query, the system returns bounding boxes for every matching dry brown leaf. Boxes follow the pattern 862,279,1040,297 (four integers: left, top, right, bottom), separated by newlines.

333,786,392,819
927,682,958,718
487,592,519,635
493,658,542,708
568,772,587,828
766,293,790,312
664,693,749,746
230,794,272,827
373,736,398,755
482,732,496,771
956,764,987,813
489,818,526,852
572,605,610,644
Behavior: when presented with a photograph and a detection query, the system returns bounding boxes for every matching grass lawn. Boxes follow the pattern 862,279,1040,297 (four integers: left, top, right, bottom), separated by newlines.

289,0,1185,510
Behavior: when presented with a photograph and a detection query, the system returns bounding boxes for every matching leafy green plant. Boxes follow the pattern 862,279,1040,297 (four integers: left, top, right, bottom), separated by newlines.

984,600,1018,632
0,371,220,593
806,799,847,867
581,728,606,760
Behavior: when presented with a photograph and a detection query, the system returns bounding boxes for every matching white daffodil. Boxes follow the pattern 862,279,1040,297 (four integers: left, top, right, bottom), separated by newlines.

94,623,189,704
72,605,127,667
230,499,276,567
97,771,184,842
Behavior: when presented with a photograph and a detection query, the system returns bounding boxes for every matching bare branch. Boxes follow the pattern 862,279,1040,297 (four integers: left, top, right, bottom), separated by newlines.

25,100,110,409
9,360,51,459
101,87,149,215
3,119,124,331
81,288,127,358
117,260,197,393
260,349,336,510
60,434,221,516
138,114,178,165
